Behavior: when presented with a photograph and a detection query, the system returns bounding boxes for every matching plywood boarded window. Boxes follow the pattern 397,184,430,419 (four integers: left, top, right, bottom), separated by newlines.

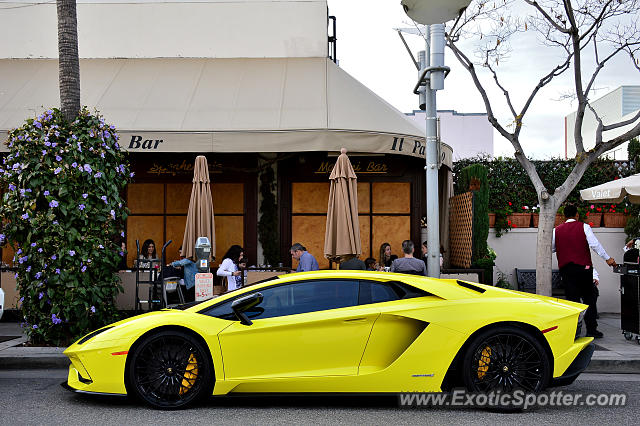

290,181,411,269
126,182,244,267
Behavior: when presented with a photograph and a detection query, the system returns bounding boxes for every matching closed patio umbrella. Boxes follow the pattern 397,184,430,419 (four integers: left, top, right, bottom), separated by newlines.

181,156,216,260
580,173,640,204
324,148,361,262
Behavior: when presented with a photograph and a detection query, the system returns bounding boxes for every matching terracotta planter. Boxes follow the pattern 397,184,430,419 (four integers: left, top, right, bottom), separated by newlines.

532,213,539,227
507,213,531,228
554,214,565,227
584,212,602,228
603,213,628,228
488,213,496,228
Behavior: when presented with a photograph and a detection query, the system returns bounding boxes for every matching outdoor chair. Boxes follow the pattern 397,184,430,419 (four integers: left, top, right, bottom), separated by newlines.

515,268,564,297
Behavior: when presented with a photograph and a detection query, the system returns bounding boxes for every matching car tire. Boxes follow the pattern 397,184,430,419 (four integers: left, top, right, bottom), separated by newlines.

128,329,213,409
462,325,550,399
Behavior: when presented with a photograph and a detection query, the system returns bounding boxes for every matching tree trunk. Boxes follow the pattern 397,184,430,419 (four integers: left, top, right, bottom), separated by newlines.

535,202,558,296
57,0,80,122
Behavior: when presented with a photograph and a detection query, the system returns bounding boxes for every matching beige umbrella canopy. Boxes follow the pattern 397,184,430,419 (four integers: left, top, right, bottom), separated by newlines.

181,156,216,260
580,173,640,204
324,148,361,262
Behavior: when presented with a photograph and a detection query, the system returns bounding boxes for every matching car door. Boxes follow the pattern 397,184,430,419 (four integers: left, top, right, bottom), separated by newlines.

215,279,380,380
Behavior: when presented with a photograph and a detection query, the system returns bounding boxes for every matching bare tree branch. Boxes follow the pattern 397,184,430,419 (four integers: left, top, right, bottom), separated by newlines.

446,38,514,143
587,103,604,146
578,0,614,41
564,1,588,155
603,110,640,132
584,42,630,98
594,120,640,157
563,0,578,31
445,0,640,296
447,35,547,194
516,55,573,138
485,52,518,119
524,0,570,33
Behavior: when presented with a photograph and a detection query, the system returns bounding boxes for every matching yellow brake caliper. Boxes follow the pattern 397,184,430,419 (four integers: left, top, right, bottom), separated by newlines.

477,346,492,379
180,353,199,395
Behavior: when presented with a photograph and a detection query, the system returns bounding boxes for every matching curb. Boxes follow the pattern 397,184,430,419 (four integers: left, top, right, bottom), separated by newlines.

586,358,640,374
0,354,70,369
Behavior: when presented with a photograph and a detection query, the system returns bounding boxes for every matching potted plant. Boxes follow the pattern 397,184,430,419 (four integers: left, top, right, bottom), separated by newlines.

494,203,513,237
494,270,513,289
582,204,602,228
508,204,532,228
488,211,496,228
474,246,497,285
603,203,628,228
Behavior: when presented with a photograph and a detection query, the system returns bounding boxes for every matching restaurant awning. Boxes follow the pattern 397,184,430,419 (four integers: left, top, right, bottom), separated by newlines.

0,57,452,168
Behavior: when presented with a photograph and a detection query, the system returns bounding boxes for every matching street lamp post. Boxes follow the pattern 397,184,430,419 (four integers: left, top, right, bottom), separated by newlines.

401,0,471,278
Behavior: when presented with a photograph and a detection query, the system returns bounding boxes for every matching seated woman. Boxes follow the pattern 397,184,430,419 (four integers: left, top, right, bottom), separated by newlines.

379,242,398,269
216,245,244,292
137,239,157,269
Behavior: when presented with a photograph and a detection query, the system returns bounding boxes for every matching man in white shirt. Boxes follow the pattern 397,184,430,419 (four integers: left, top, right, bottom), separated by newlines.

552,204,616,338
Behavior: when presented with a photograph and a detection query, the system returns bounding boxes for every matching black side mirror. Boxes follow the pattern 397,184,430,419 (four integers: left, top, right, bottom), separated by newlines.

231,292,263,326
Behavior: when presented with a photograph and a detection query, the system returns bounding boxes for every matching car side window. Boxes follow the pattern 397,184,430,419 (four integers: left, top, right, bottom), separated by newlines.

359,280,429,305
201,279,359,321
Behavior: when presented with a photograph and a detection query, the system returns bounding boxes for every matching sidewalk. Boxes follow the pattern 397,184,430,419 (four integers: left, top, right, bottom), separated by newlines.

1,314,640,372
588,314,640,373
0,322,67,369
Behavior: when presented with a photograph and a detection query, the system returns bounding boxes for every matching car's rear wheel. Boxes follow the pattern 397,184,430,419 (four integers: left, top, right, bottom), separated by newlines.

128,330,213,409
462,326,550,394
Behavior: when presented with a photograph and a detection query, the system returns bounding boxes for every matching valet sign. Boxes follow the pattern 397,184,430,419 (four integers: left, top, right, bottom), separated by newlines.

195,273,214,301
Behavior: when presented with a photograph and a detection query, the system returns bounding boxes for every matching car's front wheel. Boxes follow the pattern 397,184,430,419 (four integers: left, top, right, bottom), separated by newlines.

128,330,213,409
462,325,550,394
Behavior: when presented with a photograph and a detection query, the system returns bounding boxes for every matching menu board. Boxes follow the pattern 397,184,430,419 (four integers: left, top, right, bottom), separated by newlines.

195,273,214,301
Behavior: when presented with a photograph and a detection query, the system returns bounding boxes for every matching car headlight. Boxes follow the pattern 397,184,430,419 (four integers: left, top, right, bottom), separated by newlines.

576,309,586,339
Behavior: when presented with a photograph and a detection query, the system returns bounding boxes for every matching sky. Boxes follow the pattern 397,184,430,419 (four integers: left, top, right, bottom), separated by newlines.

325,0,640,159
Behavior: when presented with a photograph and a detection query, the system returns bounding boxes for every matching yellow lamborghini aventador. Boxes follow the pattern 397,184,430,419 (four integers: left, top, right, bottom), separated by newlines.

62,271,594,409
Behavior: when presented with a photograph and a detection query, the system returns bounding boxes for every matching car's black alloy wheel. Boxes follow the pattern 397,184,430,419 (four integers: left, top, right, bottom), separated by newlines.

462,326,550,394
129,330,213,409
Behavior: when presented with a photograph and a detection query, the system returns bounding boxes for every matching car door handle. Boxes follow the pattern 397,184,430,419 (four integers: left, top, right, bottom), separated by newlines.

343,317,368,323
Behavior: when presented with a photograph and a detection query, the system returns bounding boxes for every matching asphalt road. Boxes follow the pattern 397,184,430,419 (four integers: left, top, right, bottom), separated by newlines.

1,370,639,425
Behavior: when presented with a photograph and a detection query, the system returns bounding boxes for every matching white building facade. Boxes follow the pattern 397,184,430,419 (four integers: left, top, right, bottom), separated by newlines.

406,109,493,160
0,0,457,285
565,86,640,160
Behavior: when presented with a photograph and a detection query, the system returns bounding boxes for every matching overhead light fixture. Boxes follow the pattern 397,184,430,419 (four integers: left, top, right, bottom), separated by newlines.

400,0,471,25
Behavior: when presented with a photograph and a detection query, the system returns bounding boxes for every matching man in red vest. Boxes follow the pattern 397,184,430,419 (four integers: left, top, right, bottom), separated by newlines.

553,204,617,338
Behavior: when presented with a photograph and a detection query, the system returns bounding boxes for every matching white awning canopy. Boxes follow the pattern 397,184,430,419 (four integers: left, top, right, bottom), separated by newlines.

0,57,452,167
580,173,640,204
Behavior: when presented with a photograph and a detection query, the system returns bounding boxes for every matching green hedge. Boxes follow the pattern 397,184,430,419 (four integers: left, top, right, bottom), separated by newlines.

458,164,489,260
454,156,631,212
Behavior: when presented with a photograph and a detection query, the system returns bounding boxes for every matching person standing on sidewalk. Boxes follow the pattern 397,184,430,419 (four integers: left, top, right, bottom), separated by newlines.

552,204,617,338
290,243,319,272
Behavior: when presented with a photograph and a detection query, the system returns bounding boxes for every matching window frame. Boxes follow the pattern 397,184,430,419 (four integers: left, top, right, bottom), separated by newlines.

199,278,430,321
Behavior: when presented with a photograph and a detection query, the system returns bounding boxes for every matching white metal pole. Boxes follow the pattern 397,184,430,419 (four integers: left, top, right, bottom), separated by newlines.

425,24,443,278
